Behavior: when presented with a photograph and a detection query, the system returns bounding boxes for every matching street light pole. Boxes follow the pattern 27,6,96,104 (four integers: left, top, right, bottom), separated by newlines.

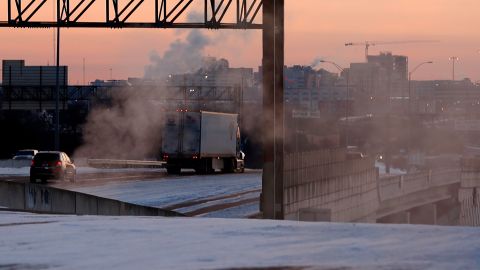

319,60,350,146
408,61,433,115
407,61,433,171
54,23,61,151
449,56,459,81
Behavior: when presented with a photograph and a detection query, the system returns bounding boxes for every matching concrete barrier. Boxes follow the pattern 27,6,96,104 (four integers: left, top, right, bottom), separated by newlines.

87,159,165,169
379,169,461,201
97,197,121,215
0,180,183,217
0,181,25,209
283,149,379,222
0,159,31,168
75,193,99,215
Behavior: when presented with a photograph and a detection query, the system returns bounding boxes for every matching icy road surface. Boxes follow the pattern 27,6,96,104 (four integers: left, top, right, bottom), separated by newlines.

69,170,262,218
1,211,479,270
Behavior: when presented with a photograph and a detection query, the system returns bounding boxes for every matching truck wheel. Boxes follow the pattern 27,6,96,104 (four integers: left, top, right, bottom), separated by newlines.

196,159,213,174
222,158,235,173
195,167,205,174
167,167,181,175
239,162,245,173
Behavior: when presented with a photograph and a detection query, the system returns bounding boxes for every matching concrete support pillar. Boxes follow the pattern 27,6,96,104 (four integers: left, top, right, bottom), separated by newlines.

262,0,284,220
435,198,461,226
409,203,437,225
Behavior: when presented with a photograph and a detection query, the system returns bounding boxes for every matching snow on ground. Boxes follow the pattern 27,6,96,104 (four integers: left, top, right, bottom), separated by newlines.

0,211,479,270
69,171,262,217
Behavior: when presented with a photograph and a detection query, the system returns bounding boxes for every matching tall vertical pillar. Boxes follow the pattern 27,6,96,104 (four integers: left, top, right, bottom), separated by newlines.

262,0,284,219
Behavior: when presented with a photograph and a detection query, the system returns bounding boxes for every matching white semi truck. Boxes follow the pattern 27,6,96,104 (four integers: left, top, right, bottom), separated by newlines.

161,111,245,174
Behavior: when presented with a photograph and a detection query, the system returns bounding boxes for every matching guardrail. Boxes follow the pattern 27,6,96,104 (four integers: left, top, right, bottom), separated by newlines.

87,159,166,169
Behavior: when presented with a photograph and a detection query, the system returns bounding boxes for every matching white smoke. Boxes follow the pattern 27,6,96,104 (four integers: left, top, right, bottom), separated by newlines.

144,29,211,79
75,27,213,160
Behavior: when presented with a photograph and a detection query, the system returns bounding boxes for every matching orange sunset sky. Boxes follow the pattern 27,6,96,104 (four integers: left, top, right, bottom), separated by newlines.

1,0,479,83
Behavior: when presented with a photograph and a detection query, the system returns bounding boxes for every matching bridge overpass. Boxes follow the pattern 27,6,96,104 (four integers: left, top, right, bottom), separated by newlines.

377,170,461,225
283,149,480,226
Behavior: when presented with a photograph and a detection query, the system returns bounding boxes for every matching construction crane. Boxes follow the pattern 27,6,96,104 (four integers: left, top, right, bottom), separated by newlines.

345,40,438,62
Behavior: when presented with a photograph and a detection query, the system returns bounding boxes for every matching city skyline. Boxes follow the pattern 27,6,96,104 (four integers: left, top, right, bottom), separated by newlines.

1,0,479,83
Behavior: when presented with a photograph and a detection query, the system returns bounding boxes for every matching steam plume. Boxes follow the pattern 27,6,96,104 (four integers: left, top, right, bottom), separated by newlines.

75,29,212,160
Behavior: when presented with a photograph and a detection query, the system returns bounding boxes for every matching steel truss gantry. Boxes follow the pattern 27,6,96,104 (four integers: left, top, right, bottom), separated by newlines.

2,0,263,29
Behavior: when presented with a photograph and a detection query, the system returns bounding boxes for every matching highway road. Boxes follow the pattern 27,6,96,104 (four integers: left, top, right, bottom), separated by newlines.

0,167,261,218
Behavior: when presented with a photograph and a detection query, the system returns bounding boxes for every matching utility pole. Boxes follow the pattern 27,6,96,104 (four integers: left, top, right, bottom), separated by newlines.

449,56,459,81
318,60,349,146
83,58,86,85
54,23,61,151
262,0,284,220
407,61,433,171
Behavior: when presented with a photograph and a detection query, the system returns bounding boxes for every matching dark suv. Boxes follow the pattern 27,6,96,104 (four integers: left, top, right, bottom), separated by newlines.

30,151,76,183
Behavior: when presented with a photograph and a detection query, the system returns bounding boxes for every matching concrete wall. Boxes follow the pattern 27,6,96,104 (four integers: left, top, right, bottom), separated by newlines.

283,149,379,222
377,170,461,225
0,180,183,217
459,157,480,226
0,159,31,168
379,170,460,201
283,149,465,225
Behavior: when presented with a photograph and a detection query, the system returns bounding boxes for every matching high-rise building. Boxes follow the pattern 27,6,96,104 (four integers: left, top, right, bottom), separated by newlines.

367,52,408,82
347,52,409,114
2,60,68,86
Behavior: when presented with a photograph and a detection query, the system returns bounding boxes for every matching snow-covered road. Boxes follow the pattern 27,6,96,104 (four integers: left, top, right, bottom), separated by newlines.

1,211,479,270
0,165,262,218
69,170,262,218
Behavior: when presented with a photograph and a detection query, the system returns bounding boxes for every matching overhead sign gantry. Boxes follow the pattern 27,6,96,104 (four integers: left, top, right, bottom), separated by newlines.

2,0,263,28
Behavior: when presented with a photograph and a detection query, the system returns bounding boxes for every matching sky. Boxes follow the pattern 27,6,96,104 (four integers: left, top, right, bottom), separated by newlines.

1,0,480,83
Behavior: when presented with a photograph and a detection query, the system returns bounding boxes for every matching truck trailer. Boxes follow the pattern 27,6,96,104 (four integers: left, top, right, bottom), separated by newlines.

161,111,245,174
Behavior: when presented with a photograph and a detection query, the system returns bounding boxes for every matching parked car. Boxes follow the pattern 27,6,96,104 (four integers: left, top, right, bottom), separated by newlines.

30,151,76,183
12,149,38,160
